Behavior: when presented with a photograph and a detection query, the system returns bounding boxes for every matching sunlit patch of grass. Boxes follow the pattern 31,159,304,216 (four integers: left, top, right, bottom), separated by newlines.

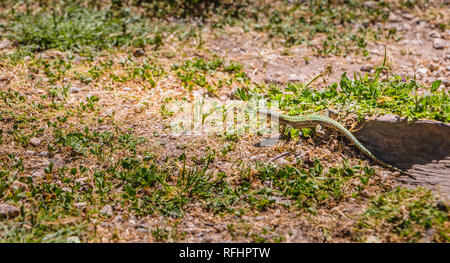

355,187,449,242
3,2,162,53
241,73,449,122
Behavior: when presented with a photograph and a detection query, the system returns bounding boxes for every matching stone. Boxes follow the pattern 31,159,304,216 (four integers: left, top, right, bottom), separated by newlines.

360,64,374,72
0,39,12,50
446,66,450,72
433,39,446,50
100,204,113,216
421,228,435,243
25,150,36,155
366,235,380,243
66,236,81,243
69,87,80,94
428,63,439,72
133,49,146,57
417,68,428,75
428,31,441,38
363,1,376,8
169,134,181,140
287,74,306,82
388,13,402,22
402,13,414,20
254,137,280,147
30,137,41,146
31,170,45,178
440,79,450,87
0,203,20,219
74,202,87,209
39,151,49,157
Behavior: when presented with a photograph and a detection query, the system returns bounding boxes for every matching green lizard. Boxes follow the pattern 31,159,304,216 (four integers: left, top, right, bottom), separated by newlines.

258,109,414,178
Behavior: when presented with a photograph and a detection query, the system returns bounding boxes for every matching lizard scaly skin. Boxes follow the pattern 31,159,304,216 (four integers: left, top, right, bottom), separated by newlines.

258,109,414,178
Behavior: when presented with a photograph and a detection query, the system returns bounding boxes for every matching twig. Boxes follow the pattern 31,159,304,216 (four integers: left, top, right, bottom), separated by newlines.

268,152,290,163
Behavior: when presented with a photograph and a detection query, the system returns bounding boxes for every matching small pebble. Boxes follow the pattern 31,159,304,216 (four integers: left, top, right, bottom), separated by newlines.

428,63,439,72
0,39,12,50
30,137,41,147
433,39,446,50
74,202,87,209
169,133,181,140
39,151,49,157
0,203,20,219
31,170,45,178
429,31,441,38
100,205,113,216
69,87,80,94
441,79,450,87
388,13,402,23
66,236,81,243
360,64,374,72
25,150,36,155
417,68,428,75
366,235,380,243
133,49,146,57
402,13,414,20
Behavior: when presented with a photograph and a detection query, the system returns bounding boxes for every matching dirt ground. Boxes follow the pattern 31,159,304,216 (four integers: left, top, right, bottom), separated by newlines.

0,1,449,243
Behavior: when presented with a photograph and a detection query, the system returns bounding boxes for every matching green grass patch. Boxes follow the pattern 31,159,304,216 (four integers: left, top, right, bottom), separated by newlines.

239,73,448,122
356,187,449,242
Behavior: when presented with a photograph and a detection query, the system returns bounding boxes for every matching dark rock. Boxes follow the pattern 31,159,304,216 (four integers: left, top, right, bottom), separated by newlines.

0,203,20,219
360,64,374,72
133,49,146,57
